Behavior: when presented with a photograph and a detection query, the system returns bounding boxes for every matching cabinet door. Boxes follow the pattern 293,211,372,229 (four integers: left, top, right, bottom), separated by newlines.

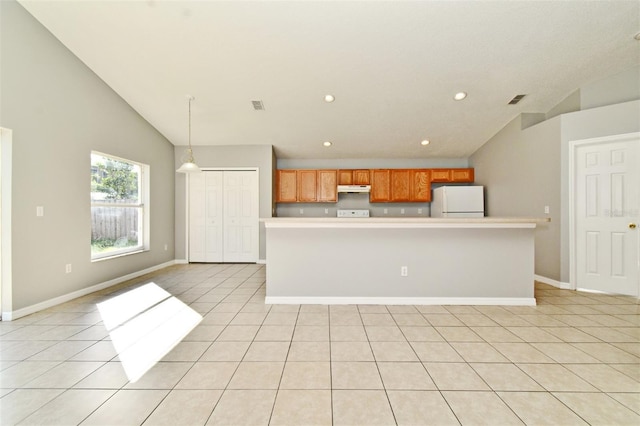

451,168,474,182
353,170,371,185
411,169,431,202
276,170,297,202
223,171,259,262
189,171,224,262
337,170,353,185
297,170,317,202
390,169,411,202
317,170,337,202
430,169,451,182
370,169,391,202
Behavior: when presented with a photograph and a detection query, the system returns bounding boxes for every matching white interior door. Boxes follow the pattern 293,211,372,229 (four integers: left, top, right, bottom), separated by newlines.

575,134,639,296
223,170,259,262
189,171,223,262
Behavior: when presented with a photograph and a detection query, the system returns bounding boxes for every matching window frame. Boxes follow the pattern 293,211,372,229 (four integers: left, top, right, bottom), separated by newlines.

90,151,150,261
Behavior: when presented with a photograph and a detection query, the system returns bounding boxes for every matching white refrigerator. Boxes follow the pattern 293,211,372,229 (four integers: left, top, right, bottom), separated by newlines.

431,186,484,217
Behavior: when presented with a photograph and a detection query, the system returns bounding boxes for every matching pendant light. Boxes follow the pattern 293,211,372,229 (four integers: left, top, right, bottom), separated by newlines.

176,96,201,173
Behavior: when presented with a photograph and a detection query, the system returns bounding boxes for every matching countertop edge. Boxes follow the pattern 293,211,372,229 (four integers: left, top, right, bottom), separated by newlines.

261,217,550,229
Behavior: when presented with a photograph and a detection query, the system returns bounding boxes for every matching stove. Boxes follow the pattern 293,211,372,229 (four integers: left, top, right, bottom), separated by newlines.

337,209,370,218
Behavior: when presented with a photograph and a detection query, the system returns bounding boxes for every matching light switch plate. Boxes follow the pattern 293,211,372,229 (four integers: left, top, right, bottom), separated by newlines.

36,206,44,217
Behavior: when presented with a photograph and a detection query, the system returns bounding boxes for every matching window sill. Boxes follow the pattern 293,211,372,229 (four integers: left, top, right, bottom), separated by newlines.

91,248,149,263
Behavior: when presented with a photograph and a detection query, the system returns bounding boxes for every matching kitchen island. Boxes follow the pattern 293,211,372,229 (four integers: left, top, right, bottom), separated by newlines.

262,217,550,306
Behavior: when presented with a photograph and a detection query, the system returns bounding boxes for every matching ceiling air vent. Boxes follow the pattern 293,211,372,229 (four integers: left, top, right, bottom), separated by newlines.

252,100,265,111
508,94,526,105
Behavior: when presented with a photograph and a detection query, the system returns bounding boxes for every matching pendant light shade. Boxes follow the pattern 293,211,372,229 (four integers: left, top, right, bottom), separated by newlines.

177,96,201,173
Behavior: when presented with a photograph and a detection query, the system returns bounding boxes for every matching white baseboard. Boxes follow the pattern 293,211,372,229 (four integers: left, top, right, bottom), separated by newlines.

534,274,571,290
257,259,266,265
265,296,536,306
3,260,178,321
174,259,189,264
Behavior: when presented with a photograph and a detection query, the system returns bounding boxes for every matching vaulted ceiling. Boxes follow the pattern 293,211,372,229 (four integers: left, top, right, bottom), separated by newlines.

18,0,640,159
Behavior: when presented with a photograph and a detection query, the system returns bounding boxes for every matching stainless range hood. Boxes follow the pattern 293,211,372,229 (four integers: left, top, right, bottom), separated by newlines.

337,185,371,193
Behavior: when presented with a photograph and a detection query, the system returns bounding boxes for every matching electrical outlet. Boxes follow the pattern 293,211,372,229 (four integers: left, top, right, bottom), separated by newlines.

544,206,550,214
384,208,388,214
400,208,405,214
401,266,408,276
418,208,423,214
299,208,304,215
325,208,329,214
36,206,44,217
65,264,72,274
164,244,168,251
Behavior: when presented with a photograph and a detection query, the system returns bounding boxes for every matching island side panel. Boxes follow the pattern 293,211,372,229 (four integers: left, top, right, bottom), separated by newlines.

265,225,535,303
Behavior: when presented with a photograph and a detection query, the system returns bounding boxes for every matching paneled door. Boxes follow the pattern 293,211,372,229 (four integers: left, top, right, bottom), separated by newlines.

189,171,224,262
189,170,259,263
223,171,259,262
575,134,639,296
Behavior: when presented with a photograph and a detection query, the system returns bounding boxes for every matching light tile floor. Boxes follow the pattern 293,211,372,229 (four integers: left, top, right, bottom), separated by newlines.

1,263,639,425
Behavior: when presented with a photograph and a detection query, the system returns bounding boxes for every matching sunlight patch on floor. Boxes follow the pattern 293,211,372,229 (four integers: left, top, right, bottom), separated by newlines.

97,283,202,382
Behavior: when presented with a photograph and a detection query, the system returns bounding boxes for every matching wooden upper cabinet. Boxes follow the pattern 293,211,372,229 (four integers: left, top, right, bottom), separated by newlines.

371,169,431,203
275,169,338,203
451,168,474,182
430,169,452,182
430,168,474,183
317,170,337,202
337,170,353,185
276,170,297,202
352,170,371,185
297,170,317,202
411,169,431,202
370,169,391,202
390,169,411,202
338,169,371,185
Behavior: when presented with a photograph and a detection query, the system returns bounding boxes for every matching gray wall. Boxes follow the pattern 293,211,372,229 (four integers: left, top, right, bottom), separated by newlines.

470,66,640,283
469,116,560,280
1,1,176,311
174,145,274,261
276,158,469,218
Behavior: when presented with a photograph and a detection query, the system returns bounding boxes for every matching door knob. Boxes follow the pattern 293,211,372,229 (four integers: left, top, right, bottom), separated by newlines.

630,223,637,229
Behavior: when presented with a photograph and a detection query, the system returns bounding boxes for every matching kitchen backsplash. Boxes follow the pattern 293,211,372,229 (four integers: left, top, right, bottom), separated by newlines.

275,193,431,217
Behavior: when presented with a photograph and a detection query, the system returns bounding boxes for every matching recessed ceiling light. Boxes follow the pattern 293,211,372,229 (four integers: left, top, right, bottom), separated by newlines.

453,92,467,101
323,141,332,147
324,94,335,103
421,140,430,146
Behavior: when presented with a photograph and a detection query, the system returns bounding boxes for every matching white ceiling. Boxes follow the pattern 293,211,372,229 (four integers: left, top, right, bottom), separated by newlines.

18,0,640,159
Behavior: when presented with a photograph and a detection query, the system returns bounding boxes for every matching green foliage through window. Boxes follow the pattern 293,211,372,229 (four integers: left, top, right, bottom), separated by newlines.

91,155,139,202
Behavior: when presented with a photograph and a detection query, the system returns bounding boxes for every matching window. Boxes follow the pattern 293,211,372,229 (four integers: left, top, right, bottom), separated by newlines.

91,152,149,260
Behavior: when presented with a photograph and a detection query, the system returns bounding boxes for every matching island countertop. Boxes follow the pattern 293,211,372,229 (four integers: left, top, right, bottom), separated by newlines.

262,217,550,228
